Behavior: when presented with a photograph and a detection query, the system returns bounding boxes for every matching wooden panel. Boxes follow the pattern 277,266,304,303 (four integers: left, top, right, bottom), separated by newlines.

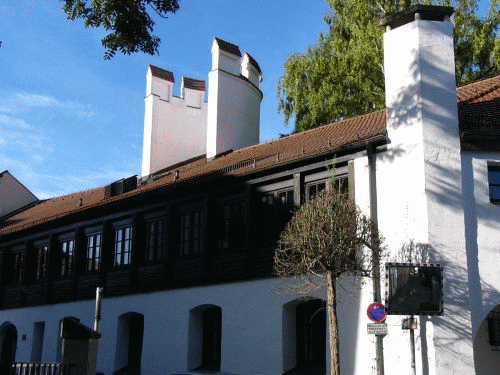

172,258,205,286
254,246,275,278
137,263,167,292
51,278,75,303
106,268,131,296
77,274,100,300
24,284,47,307
2,286,24,309
212,252,247,281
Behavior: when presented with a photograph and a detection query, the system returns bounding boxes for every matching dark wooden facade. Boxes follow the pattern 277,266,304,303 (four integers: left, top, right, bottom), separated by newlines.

0,148,362,310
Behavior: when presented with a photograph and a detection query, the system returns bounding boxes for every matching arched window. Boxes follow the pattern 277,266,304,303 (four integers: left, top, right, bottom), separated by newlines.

188,305,222,372
114,312,144,375
0,322,17,374
283,298,326,375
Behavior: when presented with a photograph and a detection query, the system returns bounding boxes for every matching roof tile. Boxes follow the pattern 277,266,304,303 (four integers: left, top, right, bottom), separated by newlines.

214,37,241,57
148,65,175,82
182,77,206,91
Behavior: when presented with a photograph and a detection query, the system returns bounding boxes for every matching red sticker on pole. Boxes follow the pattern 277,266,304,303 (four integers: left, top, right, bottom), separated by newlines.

367,302,386,323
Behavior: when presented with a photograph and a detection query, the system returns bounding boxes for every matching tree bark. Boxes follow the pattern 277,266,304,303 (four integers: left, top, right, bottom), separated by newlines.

327,270,340,375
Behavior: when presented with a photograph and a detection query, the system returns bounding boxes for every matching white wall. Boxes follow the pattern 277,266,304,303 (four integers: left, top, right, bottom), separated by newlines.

0,277,384,375
142,86,208,176
460,153,500,333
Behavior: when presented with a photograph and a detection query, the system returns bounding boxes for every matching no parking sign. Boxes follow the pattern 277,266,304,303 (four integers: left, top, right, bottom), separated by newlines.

367,302,386,323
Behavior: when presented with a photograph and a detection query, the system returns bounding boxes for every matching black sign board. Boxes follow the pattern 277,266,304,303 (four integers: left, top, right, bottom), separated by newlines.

385,263,443,315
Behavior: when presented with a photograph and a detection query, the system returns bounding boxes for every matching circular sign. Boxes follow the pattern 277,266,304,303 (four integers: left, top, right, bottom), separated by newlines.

367,302,386,323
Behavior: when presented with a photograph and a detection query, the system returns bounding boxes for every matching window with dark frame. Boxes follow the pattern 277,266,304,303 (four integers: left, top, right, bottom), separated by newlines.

145,216,165,263
488,164,500,203
307,181,326,201
488,311,500,350
86,232,102,273
306,176,348,201
259,188,294,245
296,299,326,373
179,209,204,257
114,225,132,267
59,238,75,277
13,252,25,285
197,306,222,372
35,243,49,282
217,201,246,251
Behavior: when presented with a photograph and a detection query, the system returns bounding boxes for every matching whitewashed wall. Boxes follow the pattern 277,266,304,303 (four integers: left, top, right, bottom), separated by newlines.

142,70,208,176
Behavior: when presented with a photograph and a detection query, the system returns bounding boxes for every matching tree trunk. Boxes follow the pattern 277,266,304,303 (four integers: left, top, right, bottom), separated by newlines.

327,270,340,375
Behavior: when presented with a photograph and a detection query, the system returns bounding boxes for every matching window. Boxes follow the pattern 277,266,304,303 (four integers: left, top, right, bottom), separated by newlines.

114,312,144,373
30,322,45,362
307,181,326,201
114,225,132,267
34,243,49,282
488,164,500,203
306,176,348,201
259,188,294,244
488,310,500,350
283,299,326,375
178,206,204,257
12,251,25,285
188,305,222,372
217,200,246,251
86,231,102,272
59,238,74,277
296,299,326,372
2,247,26,286
145,215,166,263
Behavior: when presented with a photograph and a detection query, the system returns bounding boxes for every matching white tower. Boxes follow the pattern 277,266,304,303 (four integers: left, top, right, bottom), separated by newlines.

206,38,263,160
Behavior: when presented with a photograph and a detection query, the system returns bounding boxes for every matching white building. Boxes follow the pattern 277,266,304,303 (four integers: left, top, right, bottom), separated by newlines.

1,5,500,375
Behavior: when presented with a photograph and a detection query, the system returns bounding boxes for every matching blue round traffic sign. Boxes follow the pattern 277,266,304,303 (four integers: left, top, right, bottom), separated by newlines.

367,302,386,322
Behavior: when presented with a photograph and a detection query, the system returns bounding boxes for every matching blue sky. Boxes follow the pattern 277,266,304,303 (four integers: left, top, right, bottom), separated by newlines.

0,0,330,199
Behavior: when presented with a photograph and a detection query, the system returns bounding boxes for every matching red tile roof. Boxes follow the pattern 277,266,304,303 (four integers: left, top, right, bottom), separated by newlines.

245,52,262,74
148,65,175,82
214,37,241,57
182,77,206,91
1,74,500,236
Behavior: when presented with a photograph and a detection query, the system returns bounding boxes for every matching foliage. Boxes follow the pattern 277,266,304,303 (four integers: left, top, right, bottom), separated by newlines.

277,0,500,132
274,186,381,290
62,0,180,59
274,186,383,375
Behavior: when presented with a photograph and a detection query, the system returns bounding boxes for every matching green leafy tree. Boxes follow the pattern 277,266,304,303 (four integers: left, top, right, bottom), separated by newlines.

62,0,180,59
278,0,500,132
274,186,383,375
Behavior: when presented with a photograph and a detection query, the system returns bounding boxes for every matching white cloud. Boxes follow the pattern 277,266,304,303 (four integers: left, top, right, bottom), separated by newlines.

32,154,44,162
0,92,95,116
78,110,96,117
0,114,31,129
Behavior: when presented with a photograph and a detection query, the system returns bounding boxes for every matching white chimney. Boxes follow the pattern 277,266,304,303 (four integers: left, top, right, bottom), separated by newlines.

378,6,473,374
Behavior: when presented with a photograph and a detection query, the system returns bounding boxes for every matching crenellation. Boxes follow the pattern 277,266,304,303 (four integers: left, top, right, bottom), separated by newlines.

143,37,262,175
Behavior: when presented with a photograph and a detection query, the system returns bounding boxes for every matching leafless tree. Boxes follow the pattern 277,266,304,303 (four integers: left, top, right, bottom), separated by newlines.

274,186,384,375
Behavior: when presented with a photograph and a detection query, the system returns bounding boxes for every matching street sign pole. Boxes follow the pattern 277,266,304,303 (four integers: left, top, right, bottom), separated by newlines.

402,316,418,375
410,326,416,375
